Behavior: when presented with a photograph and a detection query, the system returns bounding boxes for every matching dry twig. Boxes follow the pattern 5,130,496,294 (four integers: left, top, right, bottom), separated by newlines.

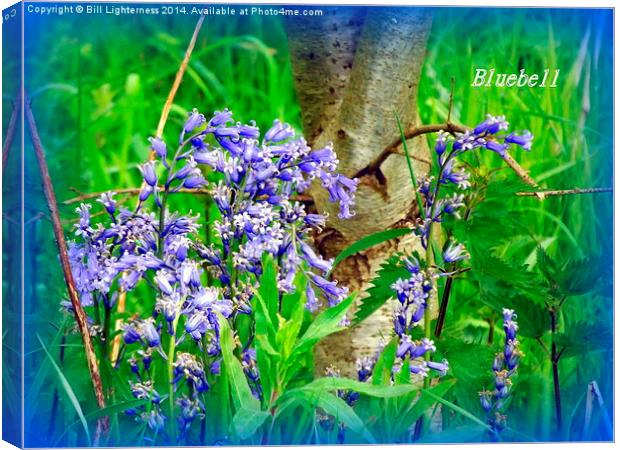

113,15,206,366
26,97,109,435
2,92,21,177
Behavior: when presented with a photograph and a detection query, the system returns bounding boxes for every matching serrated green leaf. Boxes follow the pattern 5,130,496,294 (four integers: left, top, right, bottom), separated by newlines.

352,255,410,326
556,256,603,296
554,320,612,358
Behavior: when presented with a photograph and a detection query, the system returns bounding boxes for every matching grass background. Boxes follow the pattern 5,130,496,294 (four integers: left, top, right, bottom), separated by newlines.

3,5,612,446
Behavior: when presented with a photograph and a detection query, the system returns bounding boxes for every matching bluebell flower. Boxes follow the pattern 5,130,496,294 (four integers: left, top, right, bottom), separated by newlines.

299,240,333,273
505,131,533,151
173,352,209,393
177,396,205,439
141,410,166,432
185,311,210,341
310,273,348,307
435,131,448,155
209,109,232,127
139,161,158,187
140,319,161,347
264,119,294,142
130,380,161,404
184,108,206,134
97,192,117,216
443,240,469,263
149,136,167,160
479,307,522,434
122,323,141,344
485,140,508,157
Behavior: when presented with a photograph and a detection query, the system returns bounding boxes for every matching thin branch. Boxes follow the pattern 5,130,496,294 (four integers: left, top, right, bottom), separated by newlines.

446,77,455,124
2,92,21,177
25,97,108,431
354,123,463,179
154,14,206,142
63,188,313,206
501,152,538,188
63,187,212,205
516,187,612,199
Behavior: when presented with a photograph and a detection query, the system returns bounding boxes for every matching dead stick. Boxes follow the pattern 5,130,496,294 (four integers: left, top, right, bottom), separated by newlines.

154,14,205,142
114,14,206,365
63,188,313,207
502,152,538,188
2,92,21,177
516,187,612,198
360,122,541,190
64,187,211,205
25,98,108,433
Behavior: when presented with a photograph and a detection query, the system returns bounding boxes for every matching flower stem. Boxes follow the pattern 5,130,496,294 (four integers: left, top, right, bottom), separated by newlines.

550,308,563,432
167,317,180,442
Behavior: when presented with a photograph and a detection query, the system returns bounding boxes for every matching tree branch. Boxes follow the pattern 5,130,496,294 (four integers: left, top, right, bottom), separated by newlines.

516,187,612,199
354,122,463,179
154,14,206,142
63,187,212,205
26,97,108,433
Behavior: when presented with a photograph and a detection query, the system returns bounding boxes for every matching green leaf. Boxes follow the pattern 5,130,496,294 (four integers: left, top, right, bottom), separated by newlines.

232,407,271,440
554,320,612,358
556,256,603,296
391,380,456,437
352,255,410,326
282,389,376,443
291,294,355,358
252,288,278,404
37,334,91,445
218,315,264,439
421,386,492,431
293,377,421,399
332,228,412,269
396,113,426,218
259,254,279,325
371,338,397,385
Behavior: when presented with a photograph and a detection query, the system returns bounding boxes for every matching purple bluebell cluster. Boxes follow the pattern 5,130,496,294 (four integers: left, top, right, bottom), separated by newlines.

389,255,448,378
415,115,533,250
125,381,167,432
65,108,358,440
479,308,522,434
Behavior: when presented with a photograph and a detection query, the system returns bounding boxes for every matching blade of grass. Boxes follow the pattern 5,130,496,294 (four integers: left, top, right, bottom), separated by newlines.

421,386,492,432
37,334,92,445
395,113,426,219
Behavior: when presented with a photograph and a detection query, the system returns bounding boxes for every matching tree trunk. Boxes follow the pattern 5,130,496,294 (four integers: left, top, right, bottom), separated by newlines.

286,7,433,376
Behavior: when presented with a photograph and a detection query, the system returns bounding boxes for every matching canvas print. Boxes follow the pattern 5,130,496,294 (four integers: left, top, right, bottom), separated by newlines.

1,2,614,447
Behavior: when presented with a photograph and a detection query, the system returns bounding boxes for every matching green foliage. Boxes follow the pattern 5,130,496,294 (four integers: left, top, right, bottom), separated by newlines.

351,255,410,326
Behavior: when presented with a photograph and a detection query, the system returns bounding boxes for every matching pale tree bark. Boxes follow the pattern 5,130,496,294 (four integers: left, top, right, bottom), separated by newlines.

286,7,434,376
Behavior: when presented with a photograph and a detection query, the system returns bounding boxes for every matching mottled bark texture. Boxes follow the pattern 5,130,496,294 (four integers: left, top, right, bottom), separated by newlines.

286,7,433,376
